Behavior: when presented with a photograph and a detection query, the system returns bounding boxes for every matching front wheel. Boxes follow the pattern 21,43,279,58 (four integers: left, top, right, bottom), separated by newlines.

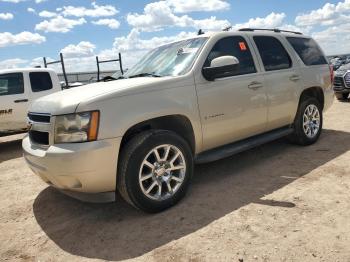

288,97,323,146
117,130,193,213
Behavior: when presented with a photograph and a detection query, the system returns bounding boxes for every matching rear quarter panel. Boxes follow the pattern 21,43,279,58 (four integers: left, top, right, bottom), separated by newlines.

299,64,334,111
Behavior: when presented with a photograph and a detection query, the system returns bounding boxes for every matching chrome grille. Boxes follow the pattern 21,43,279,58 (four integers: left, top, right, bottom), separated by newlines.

28,113,51,146
333,76,345,90
345,72,350,87
28,113,50,123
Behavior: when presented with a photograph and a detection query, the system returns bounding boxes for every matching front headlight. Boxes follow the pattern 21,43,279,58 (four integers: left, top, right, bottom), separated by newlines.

54,111,100,143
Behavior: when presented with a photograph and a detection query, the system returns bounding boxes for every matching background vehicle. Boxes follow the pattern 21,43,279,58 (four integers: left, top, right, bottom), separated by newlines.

0,68,61,134
333,63,350,100
23,29,334,213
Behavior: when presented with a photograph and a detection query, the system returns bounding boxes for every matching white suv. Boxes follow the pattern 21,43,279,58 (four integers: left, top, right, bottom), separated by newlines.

23,29,334,212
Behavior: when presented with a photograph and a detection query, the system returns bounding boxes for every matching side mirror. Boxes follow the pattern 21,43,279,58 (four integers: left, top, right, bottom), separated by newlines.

202,56,240,81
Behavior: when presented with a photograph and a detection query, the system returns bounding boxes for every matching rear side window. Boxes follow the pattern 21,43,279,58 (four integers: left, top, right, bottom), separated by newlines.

29,72,53,92
254,36,292,71
204,36,257,76
0,73,24,96
287,37,328,66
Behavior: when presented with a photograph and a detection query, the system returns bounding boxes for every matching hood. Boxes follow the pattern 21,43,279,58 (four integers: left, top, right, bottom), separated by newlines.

29,77,169,115
336,63,350,76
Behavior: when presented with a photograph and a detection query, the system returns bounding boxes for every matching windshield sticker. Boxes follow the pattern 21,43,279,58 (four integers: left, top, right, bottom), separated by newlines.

177,47,199,55
239,42,247,51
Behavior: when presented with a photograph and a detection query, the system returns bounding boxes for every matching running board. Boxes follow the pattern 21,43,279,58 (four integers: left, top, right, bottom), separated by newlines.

195,126,293,164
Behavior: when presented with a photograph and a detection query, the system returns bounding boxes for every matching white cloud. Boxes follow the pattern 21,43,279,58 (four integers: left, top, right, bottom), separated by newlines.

232,12,286,30
112,29,195,52
228,12,309,34
0,31,46,47
61,1,118,18
0,58,28,69
29,57,45,68
35,0,47,3
127,1,229,31
61,41,96,58
92,18,120,29
35,16,86,33
27,8,36,13
166,0,230,13
39,10,57,18
0,12,14,20
312,24,350,55
296,0,350,26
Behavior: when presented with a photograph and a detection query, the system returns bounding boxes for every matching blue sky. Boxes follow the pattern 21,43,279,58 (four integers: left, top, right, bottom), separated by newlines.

0,0,349,71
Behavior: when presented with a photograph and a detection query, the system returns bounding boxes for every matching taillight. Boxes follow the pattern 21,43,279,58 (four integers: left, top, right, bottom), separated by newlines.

329,64,334,85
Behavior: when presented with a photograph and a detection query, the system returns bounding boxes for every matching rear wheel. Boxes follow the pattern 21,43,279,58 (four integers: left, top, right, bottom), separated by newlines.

288,97,323,146
335,92,349,100
117,130,193,213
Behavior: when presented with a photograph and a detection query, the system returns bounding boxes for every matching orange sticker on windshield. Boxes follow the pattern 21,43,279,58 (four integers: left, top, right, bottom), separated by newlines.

239,42,247,51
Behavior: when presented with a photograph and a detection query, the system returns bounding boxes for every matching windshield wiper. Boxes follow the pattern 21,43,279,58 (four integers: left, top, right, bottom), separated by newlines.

101,75,125,82
127,72,162,78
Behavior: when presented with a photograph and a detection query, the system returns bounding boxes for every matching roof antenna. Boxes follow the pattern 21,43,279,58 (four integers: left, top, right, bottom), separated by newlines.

197,29,204,35
223,25,232,31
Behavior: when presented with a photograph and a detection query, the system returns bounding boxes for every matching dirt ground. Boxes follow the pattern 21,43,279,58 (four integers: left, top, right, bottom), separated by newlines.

1,100,350,262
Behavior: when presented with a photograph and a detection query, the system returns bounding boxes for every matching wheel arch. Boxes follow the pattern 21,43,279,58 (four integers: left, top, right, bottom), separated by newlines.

298,86,325,110
119,114,197,156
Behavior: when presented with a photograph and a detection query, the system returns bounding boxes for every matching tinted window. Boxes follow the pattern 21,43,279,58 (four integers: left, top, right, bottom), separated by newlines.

29,72,53,92
204,36,256,76
287,37,328,66
0,73,24,96
254,36,292,71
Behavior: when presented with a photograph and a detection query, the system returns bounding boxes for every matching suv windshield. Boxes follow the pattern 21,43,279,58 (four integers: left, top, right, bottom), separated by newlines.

124,37,208,78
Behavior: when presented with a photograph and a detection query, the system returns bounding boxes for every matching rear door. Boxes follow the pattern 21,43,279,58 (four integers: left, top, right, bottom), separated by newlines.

251,35,301,131
0,73,29,131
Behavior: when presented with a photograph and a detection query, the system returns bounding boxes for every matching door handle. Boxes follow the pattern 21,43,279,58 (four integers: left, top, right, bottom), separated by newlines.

14,99,28,103
248,81,263,90
289,75,300,82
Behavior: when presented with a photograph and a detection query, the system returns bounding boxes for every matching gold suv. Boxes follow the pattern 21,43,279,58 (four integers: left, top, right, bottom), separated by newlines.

23,28,334,212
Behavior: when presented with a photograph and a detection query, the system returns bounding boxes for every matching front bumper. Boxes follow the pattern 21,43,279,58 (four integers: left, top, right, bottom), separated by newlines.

23,135,122,202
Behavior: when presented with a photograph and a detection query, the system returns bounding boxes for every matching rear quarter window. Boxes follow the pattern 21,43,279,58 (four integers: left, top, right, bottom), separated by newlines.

29,72,53,92
286,37,328,66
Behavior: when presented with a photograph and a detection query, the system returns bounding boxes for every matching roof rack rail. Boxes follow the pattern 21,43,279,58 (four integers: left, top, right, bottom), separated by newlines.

238,28,303,35
197,29,205,35
222,26,232,32
43,53,69,88
96,53,124,82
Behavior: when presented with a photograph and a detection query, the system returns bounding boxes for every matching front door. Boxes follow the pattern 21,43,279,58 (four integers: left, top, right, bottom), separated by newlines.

0,73,29,131
195,36,268,151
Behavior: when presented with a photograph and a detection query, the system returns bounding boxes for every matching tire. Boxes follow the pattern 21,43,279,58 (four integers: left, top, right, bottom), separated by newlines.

335,92,349,100
288,97,323,146
117,130,194,213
